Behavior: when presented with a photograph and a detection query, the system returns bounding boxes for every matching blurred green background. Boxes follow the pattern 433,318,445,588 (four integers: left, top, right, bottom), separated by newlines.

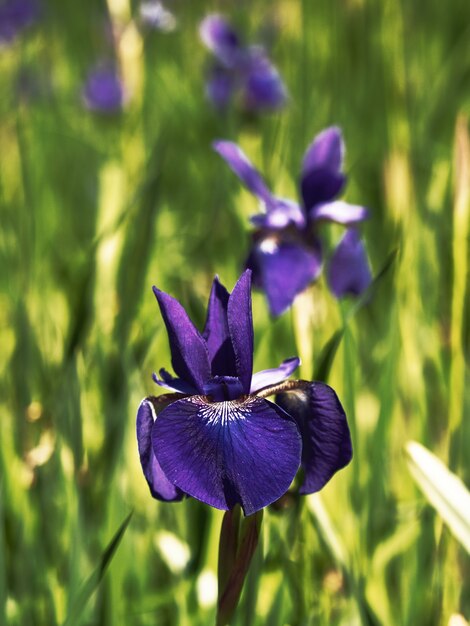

1,0,469,624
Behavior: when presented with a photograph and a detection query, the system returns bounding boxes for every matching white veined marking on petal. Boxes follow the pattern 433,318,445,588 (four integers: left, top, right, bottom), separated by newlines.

144,399,157,423
194,399,248,426
259,237,279,255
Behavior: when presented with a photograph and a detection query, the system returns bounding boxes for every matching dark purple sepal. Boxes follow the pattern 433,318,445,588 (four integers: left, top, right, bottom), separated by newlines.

328,229,372,298
199,14,241,67
205,65,235,109
275,381,352,494
153,287,211,393
213,141,273,205
202,276,237,378
301,169,346,212
250,237,322,316
152,395,301,515
136,398,185,501
227,270,254,394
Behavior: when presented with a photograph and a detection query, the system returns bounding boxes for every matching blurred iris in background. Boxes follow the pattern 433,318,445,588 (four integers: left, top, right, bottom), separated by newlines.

0,0,39,45
139,0,176,32
82,65,126,113
214,127,372,315
199,14,288,112
137,271,352,516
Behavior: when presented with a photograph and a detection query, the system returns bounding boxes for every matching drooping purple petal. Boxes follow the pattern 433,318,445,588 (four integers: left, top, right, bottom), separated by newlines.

227,270,254,394
199,14,241,67
310,200,368,225
205,65,236,109
300,127,346,210
213,141,273,204
82,67,125,113
136,398,184,501
327,229,372,298
153,287,211,392
250,198,306,230
250,357,300,393
248,237,322,316
152,369,198,394
152,394,301,515
275,381,352,494
202,277,237,377
242,46,288,111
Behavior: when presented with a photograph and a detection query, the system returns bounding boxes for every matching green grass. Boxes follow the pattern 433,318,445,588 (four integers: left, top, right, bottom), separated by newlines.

1,0,469,624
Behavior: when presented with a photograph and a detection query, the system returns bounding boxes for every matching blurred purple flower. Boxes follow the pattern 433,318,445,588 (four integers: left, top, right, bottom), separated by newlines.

82,66,125,113
214,127,372,315
199,14,287,112
137,271,352,515
139,1,176,32
0,0,39,44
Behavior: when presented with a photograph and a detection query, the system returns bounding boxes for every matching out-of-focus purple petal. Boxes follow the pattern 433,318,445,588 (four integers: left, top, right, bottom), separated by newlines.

250,198,306,230
82,67,125,113
328,229,372,298
0,0,38,43
205,65,235,109
152,370,197,394
275,381,352,493
242,46,288,110
137,398,184,501
248,237,322,316
153,287,211,392
152,394,301,515
300,127,346,210
227,270,253,394
213,140,273,204
139,1,176,32
310,200,368,224
202,277,237,377
199,14,241,67
250,357,300,393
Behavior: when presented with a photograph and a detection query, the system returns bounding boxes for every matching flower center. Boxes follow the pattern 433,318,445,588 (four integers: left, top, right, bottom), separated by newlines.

202,376,245,402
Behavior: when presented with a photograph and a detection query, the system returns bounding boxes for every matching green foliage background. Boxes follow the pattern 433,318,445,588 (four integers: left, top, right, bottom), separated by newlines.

1,0,469,624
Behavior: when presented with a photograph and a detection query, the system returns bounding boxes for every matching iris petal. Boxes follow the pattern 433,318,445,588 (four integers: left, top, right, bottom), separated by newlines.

153,287,211,392
199,14,241,67
328,229,372,298
227,270,254,394
250,357,300,393
213,141,273,204
248,238,322,316
310,200,368,225
275,381,352,494
136,398,185,502
242,46,288,110
250,198,306,230
152,395,301,515
205,65,235,109
202,277,237,377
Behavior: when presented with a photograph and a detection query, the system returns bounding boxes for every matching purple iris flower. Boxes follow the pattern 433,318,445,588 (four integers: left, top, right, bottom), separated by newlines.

199,14,287,112
213,127,372,316
0,0,39,44
136,271,352,516
82,66,125,113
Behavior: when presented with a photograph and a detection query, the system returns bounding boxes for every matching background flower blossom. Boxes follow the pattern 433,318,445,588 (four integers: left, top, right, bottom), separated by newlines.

82,65,126,113
199,14,287,112
214,127,372,315
137,271,352,515
0,0,39,45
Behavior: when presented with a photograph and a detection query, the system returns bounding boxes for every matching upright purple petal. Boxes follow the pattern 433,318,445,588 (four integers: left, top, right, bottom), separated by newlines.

152,395,301,515
328,229,372,298
248,237,322,316
153,287,211,392
137,398,184,501
275,381,352,494
199,14,241,67
213,141,273,204
202,277,237,377
227,270,253,394
301,127,346,210
310,200,368,225
250,357,300,393
152,370,198,394
250,198,306,230
242,46,288,111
